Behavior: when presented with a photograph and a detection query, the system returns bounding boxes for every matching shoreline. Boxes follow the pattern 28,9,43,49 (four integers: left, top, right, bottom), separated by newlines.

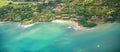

52,20,84,28
0,20,83,28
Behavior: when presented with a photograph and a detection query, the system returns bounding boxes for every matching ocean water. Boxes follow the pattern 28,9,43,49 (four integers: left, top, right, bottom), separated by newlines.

0,22,120,52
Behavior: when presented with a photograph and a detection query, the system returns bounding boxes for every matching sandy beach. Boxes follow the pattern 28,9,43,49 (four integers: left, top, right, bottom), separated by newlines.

52,20,83,28
0,22,3,23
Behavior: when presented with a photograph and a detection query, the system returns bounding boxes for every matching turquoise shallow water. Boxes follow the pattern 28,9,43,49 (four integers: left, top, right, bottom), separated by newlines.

0,22,120,52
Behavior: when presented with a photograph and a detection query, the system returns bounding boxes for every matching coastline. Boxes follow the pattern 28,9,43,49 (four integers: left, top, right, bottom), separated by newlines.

0,20,83,29
52,20,84,28
19,22,39,28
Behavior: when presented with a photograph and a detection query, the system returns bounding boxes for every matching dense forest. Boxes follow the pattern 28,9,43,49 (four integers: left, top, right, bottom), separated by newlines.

0,0,120,27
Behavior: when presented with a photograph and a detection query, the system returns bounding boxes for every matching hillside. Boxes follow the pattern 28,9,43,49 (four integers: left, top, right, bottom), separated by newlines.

0,0,120,27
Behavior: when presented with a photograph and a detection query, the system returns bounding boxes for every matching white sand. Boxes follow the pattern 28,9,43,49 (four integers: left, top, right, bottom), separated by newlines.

0,22,3,23
52,20,83,28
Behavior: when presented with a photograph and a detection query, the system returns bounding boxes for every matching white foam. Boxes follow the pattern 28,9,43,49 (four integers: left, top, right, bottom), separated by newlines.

21,24,34,28
68,26,86,31
67,26,72,29
70,26,95,31
18,23,36,28
97,45,100,48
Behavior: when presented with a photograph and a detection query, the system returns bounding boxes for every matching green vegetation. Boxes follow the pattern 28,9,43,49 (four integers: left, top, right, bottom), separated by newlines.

0,0,120,27
0,0,9,7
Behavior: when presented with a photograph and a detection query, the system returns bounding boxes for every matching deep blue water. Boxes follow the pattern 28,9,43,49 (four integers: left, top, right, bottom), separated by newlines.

0,22,120,52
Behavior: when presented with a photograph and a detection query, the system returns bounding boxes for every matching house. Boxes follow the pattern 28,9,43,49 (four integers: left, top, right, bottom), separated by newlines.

55,16,61,18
